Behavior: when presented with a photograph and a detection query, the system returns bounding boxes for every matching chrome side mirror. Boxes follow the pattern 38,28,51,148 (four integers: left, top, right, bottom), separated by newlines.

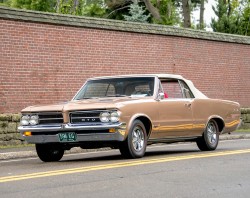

156,93,164,101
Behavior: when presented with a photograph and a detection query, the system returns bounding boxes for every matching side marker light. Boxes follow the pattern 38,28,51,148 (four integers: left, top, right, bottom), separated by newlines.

23,131,32,136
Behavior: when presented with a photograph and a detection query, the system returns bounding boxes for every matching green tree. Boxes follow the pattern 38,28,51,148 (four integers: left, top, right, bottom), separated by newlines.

105,0,134,20
5,0,107,17
151,0,180,25
10,0,55,12
123,1,150,23
178,0,207,28
56,0,84,15
105,0,180,25
211,0,250,36
82,0,107,17
240,1,250,35
0,0,10,6
3,0,227,32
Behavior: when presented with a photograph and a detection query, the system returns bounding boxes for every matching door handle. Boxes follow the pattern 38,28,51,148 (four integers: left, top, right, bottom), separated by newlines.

185,103,191,108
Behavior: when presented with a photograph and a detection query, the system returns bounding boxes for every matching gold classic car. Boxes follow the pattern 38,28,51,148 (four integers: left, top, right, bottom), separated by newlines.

18,74,241,162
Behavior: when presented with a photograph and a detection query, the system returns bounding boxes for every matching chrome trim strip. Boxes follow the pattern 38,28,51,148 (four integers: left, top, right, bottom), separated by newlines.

22,112,63,115
148,136,199,142
39,118,63,120
69,110,107,113
71,117,100,119
66,123,124,129
18,123,125,132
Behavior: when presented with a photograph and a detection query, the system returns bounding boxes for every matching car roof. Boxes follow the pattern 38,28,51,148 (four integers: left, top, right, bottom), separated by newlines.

86,74,208,99
88,74,184,80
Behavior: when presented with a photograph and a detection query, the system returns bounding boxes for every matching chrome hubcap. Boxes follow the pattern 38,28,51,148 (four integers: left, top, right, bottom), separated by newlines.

132,126,144,152
207,122,217,145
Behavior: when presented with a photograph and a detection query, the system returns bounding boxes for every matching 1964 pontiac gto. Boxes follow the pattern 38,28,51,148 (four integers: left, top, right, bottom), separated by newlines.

18,74,241,162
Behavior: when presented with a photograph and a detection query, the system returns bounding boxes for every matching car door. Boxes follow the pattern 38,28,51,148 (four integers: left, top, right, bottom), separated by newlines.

156,79,194,138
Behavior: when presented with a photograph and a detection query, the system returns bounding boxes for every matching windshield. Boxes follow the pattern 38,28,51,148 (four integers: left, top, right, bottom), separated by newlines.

74,77,155,100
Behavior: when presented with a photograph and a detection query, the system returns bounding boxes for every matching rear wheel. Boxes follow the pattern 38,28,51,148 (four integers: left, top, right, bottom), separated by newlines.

196,120,219,151
36,144,64,162
119,120,147,158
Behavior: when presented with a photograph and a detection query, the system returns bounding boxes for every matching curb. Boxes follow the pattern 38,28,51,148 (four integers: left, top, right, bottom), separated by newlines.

0,147,111,161
220,133,250,140
1,134,250,161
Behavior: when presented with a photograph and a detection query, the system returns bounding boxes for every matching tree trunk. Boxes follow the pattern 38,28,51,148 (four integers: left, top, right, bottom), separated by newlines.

143,0,162,22
199,0,205,29
228,0,231,17
71,0,79,14
182,0,191,28
156,0,160,9
56,0,61,13
167,1,172,19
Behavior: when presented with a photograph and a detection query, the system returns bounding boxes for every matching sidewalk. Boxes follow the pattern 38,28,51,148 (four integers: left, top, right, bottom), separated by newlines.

1,132,250,160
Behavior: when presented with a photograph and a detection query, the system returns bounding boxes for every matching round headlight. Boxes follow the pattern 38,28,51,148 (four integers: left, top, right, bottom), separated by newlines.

21,115,30,126
29,115,39,125
100,112,110,122
110,112,119,122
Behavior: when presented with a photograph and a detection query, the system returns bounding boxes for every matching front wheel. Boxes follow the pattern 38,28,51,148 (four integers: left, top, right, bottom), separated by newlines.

119,120,147,159
196,120,219,151
36,144,64,162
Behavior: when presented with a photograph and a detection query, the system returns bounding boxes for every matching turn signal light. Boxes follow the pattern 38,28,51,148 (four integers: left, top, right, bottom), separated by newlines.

109,128,116,133
23,131,32,136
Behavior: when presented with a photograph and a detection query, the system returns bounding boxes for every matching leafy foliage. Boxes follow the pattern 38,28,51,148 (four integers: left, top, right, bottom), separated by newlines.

151,0,180,25
82,2,107,17
56,0,85,15
10,0,55,12
105,0,132,20
1,0,249,35
211,0,250,36
240,1,250,36
123,2,150,23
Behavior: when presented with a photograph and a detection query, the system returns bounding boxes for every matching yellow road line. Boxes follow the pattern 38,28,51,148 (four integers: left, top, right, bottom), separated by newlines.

1,149,250,183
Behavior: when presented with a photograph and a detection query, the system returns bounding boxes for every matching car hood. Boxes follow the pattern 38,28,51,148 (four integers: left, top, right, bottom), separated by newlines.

21,97,150,113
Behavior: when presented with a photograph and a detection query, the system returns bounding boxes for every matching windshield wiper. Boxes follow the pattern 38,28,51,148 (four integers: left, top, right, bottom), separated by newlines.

106,94,128,97
76,97,99,100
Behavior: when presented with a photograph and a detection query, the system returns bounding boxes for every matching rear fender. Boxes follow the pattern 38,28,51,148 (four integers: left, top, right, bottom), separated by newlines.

206,115,225,134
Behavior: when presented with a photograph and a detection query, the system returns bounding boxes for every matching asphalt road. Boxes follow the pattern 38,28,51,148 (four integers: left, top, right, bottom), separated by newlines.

1,139,250,198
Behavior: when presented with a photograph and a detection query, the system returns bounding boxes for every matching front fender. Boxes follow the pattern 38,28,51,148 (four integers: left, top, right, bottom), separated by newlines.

123,113,153,139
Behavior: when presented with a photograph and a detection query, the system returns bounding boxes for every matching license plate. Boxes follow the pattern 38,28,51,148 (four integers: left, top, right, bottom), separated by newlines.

58,132,77,142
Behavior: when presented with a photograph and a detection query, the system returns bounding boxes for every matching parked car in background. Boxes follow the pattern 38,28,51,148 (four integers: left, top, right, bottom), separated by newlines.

18,74,241,162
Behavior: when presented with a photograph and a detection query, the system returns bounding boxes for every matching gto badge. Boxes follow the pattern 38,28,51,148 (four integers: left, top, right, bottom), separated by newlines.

82,118,96,122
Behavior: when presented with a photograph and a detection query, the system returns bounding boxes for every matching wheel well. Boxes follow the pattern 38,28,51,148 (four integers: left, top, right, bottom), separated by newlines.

136,116,152,138
211,118,225,133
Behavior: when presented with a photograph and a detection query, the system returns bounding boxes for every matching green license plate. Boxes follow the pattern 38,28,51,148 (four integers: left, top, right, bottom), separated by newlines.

58,132,77,142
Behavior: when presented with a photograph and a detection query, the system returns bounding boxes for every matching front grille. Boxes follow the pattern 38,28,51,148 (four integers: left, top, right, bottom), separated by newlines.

70,111,102,124
38,112,63,125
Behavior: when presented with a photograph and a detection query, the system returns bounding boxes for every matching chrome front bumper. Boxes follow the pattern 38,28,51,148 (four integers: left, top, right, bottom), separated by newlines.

236,118,243,129
18,123,127,144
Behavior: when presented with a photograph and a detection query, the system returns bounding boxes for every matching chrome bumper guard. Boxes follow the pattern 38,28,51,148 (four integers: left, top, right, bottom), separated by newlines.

236,118,243,129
